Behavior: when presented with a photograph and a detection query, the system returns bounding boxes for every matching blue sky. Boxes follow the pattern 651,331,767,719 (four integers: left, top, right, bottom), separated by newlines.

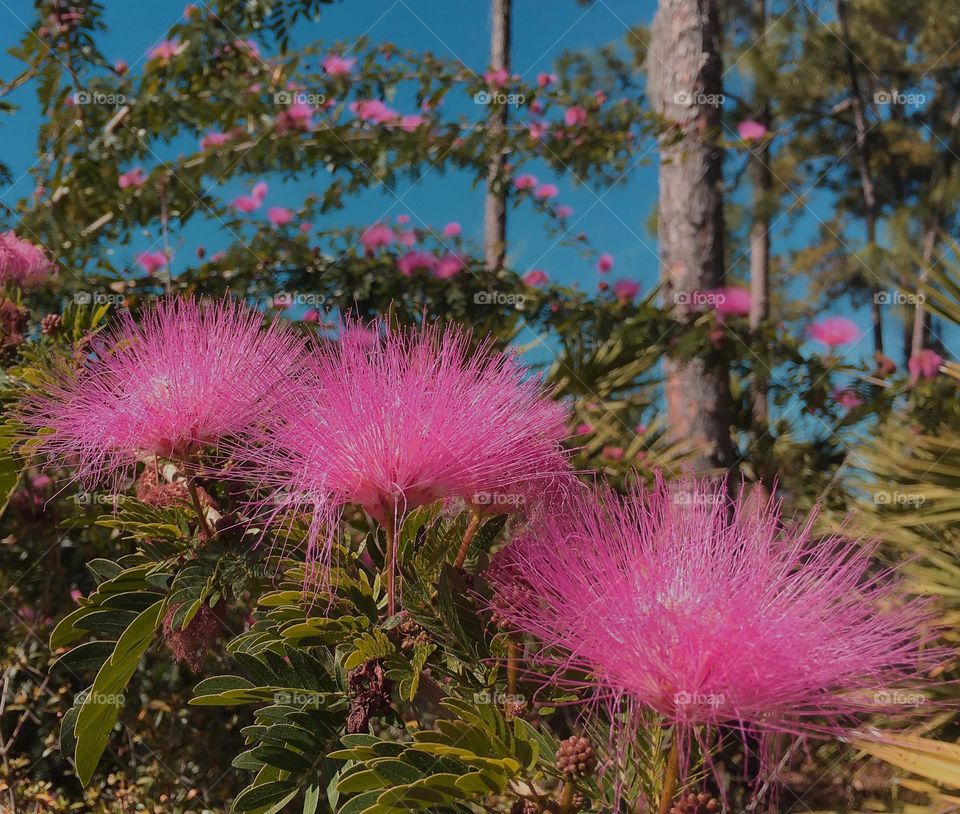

0,0,916,368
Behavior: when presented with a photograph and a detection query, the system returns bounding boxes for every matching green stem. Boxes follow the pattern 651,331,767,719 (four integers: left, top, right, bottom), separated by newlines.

657,738,680,814
453,511,482,569
385,524,397,616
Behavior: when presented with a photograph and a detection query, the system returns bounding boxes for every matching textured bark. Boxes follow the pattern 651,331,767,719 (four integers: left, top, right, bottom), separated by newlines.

648,0,734,472
748,0,772,426
837,0,883,354
483,0,511,272
909,226,937,360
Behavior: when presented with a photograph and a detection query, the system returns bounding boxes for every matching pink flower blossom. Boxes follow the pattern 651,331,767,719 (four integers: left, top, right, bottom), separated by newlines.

564,105,588,126
711,286,751,317
596,253,614,274
16,297,303,487
200,131,230,150
601,446,624,460
351,99,398,125
514,173,538,191
484,67,510,88
528,121,549,140
534,183,558,199
396,251,436,276
487,476,943,783
360,223,395,253
397,215,410,225
267,207,293,226
808,316,860,347
0,232,55,288
118,167,146,189
399,114,425,133
575,422,592,435
831,387,864,410
114,60,128,75
441,221,462,238
522,269,549,286
149,39,180,62
737,118,768,140
231,318,570,608
252,181,268,202
612,278,640,303
232,195,259,213
397,230,416,248
908,348,943,383
433,254,464,279
276,102,314,133
536,72,557,87
555,205,573,219
322,54,356,76
136,250,167,275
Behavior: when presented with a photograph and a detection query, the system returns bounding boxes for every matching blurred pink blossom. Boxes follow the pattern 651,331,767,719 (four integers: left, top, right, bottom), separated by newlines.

534,183,558,199
597,253,614,274
149,39,180,62
136,251,167,275
322,54,356,76
442,221,462,238
434,253,464,279
808,317,860,347
267,207,293,226
523,269,549,286
613,278,640,303
118,167,146,189
738,119,768,140
396,251,436,276
908,348,943,383
564,106,588,126
360,223,395,253
514,173,538,190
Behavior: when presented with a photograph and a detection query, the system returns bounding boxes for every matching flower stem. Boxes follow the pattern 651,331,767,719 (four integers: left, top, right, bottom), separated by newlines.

188,478,213,539
558,780,576,814
507,636,519,697
453,511,482,569
385,524,397,616
657,738,680,814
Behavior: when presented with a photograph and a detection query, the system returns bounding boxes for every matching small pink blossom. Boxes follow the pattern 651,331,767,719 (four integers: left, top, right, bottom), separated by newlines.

528,121,549,140
908,348,943,383
601,446,625,461
397,214,411,225
537,72,557,87
441,221,462,238
351,99,398,125
118,167,146,189
360,223,395,253
200,131,230,150
149,39,180,62
267,207,293,226
737,119,768,140
113,60,128,75
523,269,549,287
808,316,860,347
276,102,314,133
399,114,426,133
613,278,640,303
252,181,268,202
232,195,259,213
575,422,592,435
564,105,588,127
397,230,416,248
596,253,614,274
534,183,559,199
711,286,751,317
434,253,464,279
484,67,510,88
555,205,574,219
136,250,167,275
322,54,356,76
396,251,436,276
514,173,538,190
831,388,864,410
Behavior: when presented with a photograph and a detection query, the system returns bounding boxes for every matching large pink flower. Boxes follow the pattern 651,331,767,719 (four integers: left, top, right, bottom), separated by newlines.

16,297,303,488
234,318,570,571
487,476,943,779
322,54,356,76
808,316,860,347
908,348,943,383
0,232,55,288
710,286,751,317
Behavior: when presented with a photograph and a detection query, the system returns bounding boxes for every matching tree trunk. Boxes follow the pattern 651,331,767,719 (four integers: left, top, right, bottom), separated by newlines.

748,0,772,427
648,0,734,473
836,0,883,354
909,226,937,360
483,0,511,272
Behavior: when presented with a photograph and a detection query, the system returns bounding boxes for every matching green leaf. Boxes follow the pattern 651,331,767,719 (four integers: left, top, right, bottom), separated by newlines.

232,780,299,813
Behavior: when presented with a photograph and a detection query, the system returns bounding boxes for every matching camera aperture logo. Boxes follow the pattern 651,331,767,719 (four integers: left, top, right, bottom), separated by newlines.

74,90,127,107
275,90,327,108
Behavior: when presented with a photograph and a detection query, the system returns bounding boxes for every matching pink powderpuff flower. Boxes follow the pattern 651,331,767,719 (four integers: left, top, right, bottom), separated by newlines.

487,476,945,788
397,215,411,225
136,250,168,275
16,297,304,489
231,318,570,606
118,167,147,189
514,173,538,191
528,121,549,140
612,278,640,303
596,253,614,274
575,422,592,435
200,131,230,150
564,105,588,127
441,221,462,238
537,72,557,87
322,54,356,76
267,207,293,226
831,387,864,410
113,60,128,75
710,286,751,317
360,223,395,253
232,195,259,213
555,205,573,219
809,316,860,347
276,102,314,133
351,99,398,125
399,114,425,133
908,348,943,383
397,230,416,248
738,118,768,140
396,251,436,276
149,39,180,62
601,445,625,461
434,254,464,279
252,181,268,202
484,67,510,88
0,233,55,289
535,183,559,200
523,269,549,287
